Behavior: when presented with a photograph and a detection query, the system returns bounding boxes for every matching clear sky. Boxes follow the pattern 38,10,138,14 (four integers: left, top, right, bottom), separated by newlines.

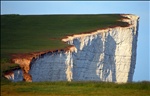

1,1,149,81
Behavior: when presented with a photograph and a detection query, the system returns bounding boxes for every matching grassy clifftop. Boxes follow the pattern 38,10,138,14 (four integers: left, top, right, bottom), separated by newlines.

1,14,129,58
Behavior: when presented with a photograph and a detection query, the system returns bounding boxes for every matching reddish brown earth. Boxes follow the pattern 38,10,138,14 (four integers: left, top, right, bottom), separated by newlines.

10,45,75,82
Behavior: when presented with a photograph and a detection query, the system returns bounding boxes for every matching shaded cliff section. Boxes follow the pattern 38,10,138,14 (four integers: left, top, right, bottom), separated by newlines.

9,46,75,82
4,14,139,83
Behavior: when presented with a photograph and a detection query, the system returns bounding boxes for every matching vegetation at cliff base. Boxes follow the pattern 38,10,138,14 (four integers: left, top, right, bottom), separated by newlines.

1,81,150,96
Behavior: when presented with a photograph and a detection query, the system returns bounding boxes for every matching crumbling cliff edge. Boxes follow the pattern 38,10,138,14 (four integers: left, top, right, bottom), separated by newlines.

4,14,139,83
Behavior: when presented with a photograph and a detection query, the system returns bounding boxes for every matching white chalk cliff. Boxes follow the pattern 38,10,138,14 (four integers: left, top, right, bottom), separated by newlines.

5,14,139,83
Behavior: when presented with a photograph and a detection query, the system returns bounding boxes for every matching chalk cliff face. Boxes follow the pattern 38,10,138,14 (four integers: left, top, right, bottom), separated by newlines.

4,69,23,82
5,14,139,83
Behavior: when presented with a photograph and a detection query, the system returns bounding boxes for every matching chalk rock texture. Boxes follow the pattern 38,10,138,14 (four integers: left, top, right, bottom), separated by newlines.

4,69,23,82
5,14,139,83
29,14,139,83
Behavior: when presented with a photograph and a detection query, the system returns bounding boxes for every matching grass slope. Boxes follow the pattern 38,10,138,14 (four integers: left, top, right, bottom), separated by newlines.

1,14,128,58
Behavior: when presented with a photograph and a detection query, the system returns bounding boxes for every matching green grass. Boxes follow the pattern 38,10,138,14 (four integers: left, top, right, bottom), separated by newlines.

1,14,129,58
1,81,150,96
0,58,20,83
1,58,20,72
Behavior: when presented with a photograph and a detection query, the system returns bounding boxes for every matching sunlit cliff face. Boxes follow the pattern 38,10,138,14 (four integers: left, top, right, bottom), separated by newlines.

5,14,139,83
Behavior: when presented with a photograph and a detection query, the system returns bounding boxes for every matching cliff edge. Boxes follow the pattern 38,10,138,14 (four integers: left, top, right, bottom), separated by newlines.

4,14,139,83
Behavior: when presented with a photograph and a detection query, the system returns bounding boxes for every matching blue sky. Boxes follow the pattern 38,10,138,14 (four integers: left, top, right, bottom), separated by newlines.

1,1,149,81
